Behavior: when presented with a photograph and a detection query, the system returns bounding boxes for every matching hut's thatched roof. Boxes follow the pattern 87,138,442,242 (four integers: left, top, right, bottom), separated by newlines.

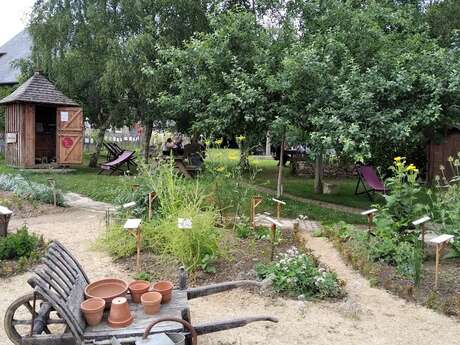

0,72,79,106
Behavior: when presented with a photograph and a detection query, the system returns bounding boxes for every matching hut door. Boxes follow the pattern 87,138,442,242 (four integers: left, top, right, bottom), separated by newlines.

56,107,84,165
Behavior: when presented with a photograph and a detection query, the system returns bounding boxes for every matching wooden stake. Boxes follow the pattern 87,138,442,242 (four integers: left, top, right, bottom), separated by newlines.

270,223,277,261
435,243,440,289
148,192,157,221
136,226,141,272
48,178,56,207
276,203,281,220
250,196,263,229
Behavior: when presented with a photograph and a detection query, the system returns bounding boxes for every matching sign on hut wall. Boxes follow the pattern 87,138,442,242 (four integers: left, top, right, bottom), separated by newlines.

6,133,17,144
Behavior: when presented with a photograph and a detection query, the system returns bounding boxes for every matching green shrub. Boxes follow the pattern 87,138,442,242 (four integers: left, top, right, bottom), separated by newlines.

0,174,65,206
0,226,43,260
429,153,460,255
256,247,344,299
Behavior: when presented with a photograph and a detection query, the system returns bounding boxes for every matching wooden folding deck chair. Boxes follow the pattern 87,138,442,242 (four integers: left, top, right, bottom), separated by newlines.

99,150,136,175
355,165,389,200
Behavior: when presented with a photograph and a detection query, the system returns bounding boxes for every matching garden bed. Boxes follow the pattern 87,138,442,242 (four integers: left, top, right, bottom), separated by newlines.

0,191,62,219
118,227,300,287
322,224,460,317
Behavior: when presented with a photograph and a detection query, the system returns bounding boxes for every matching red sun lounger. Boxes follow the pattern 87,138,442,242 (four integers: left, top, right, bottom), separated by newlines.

99,150,136,175
355,165,389,200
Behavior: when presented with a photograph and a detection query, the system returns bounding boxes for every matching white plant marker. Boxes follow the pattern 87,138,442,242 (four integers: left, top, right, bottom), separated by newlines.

124,219,142,271
178,218,193,229
412,216,431,253
123,201,136,209
429,234,454,289
361,208,378,234
272,198,286,220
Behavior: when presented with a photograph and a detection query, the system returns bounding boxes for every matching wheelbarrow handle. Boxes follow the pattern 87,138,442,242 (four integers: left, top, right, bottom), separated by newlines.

194,315,279,335
142,317,197,345
186,280,262,300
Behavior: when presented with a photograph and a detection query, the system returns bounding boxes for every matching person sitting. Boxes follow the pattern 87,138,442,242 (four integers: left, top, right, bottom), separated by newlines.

184,138,204,166
173,137,184,155
162,138,175,156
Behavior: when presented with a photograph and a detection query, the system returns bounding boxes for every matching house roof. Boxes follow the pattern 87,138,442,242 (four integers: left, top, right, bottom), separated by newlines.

0,72,79,106
0,30,32,85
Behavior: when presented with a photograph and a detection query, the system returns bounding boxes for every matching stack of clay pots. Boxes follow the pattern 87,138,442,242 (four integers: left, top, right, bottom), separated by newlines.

80,278,174,328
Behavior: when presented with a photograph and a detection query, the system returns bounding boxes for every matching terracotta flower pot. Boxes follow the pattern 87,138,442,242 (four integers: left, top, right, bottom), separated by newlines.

128,280,150,304
141,292,162,315
108,297,133,328
153,281,174,304
80,297,105,326
85,278,128,308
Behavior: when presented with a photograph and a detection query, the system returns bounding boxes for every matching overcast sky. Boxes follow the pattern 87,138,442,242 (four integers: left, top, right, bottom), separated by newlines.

0,0,35,46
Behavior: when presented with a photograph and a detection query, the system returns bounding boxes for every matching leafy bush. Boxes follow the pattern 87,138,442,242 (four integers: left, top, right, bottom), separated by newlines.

0,226,44,260
256,247,344,299
0,174,65,206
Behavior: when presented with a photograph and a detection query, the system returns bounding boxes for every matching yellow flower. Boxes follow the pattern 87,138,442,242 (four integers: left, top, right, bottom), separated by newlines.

228,154,238,161
216,166,225,173
406,164,417,172
394,156,402,162
214,138,223,146
237,135,246,142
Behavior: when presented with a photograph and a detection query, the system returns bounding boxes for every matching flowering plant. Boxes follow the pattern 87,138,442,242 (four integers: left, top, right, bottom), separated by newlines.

375,157,424,235
429,153,460,255
256,247,344,298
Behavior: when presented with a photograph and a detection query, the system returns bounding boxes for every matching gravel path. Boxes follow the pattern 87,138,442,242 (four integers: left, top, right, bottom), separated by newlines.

1,208,458,344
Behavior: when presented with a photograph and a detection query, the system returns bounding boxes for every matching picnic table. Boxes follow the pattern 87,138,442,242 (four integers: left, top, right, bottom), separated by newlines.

161,155,202,178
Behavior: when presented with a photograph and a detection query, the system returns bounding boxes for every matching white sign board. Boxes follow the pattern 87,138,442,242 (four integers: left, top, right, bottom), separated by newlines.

412,216,431,226
178,218,193,229
361,208,378,216
6,133,16,144
0,206,13,215
123,201,136,209
60,111,69,122
124,218,141,230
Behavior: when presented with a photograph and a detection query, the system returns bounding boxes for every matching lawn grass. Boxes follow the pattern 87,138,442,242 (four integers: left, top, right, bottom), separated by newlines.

249,157,380,210
0,149,367,224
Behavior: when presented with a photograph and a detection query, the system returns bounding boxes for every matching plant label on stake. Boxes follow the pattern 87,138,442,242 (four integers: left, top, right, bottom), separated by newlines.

124,219,142,272
178,218,192,229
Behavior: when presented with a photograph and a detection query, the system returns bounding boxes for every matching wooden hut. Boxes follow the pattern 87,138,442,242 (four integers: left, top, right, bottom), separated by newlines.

0,72,83,168
427,126,460,183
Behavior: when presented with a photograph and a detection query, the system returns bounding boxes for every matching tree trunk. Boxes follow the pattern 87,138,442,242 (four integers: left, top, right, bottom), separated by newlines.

265,131,271,156
89,128,106,168
276,135,285,198
314,152,324,194
143,120,153,163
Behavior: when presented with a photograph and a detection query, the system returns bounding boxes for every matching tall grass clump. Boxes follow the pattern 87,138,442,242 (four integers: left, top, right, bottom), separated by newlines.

98,160,221,272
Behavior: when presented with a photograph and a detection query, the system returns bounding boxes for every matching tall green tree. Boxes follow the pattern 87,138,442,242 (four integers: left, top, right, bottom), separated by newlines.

28,0,126,165
155,10,276,167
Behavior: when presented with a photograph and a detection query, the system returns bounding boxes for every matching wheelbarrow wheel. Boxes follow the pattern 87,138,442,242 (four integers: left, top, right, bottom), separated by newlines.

4,292,67,345
143,317,198,345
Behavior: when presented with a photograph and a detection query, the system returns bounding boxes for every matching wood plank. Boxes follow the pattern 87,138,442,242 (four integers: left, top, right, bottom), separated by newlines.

23,104,35,167
84,290,188,341
22,333,77,345
52,240,90,283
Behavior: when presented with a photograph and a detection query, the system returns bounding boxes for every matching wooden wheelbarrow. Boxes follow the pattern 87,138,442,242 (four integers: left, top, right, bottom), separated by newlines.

4,241,278,345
